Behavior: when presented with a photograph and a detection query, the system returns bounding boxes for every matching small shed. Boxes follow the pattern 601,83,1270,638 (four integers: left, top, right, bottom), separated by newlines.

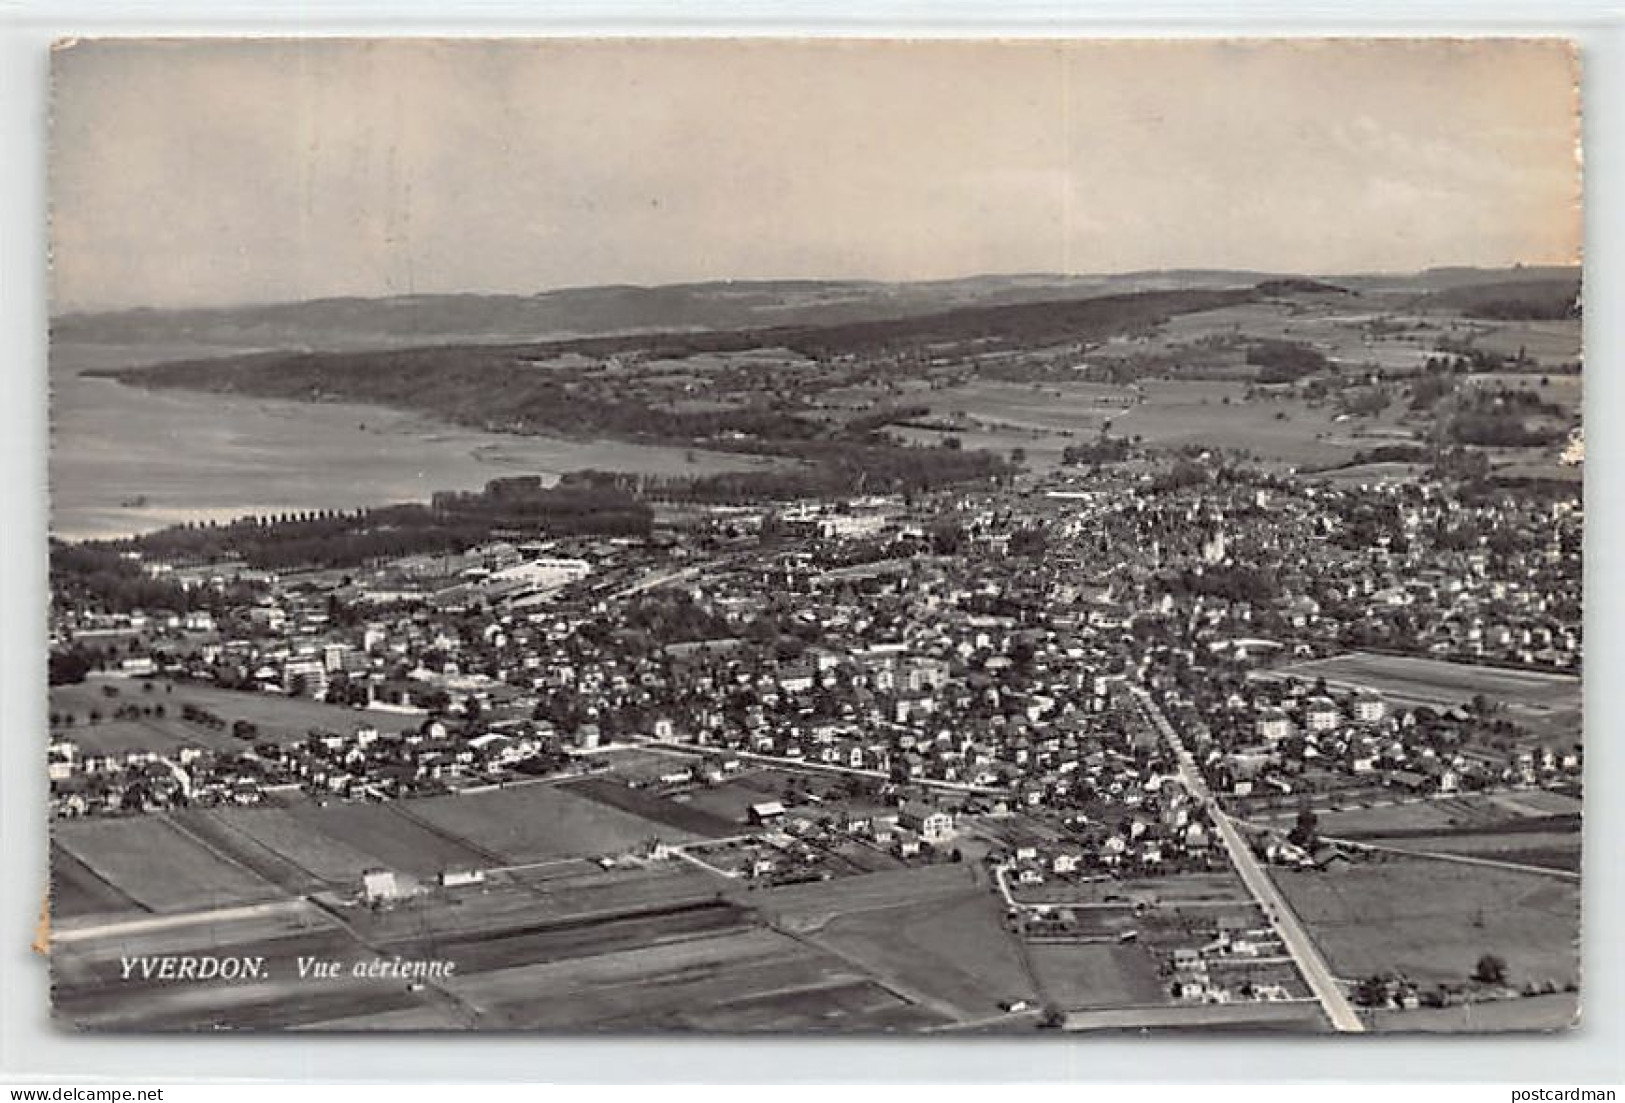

748,800,786,826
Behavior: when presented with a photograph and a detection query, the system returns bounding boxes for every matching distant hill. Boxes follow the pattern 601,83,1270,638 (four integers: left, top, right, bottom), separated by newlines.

1412,277,1582,320
1338,265,1580,295
54,265,1576,354
53,275,1140,354
92,287,1256,443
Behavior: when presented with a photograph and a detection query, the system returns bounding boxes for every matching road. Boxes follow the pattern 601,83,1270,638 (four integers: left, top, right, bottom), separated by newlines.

606,550,756,601
608,564,704,600
1132,688,1366,1033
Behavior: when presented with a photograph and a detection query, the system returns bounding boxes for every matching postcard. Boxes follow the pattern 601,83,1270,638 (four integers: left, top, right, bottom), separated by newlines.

46,38,1582,1033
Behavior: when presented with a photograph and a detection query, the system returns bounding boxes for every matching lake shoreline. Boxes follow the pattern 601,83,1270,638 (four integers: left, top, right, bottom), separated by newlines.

51,345,784,543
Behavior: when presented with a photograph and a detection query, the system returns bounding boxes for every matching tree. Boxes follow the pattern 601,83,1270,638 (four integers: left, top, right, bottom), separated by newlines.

1288,805,1319,850
928,518,965,555
48,650,92,686
1474,953,1508,985
1353,974,1390,1007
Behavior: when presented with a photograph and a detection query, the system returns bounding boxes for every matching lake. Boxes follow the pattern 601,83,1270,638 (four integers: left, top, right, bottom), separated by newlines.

51,341,777,541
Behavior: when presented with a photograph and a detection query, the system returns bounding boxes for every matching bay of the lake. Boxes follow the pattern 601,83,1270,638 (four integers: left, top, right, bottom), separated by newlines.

51,342,773,541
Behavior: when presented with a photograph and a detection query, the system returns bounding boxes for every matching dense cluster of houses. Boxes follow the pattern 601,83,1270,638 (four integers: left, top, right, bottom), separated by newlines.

992,782,1222,885
1154,671,1581,820
47,716,566,818
50,459,1580,866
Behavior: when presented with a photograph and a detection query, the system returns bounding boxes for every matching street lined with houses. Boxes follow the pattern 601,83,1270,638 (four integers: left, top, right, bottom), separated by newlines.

1133,688,1366,1033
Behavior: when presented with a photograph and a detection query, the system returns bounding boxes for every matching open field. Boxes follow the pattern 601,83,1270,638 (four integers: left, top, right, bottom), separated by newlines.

409,782,698,863
828,839,907,875
1026,942,1167,1010
1114,380,1410,467
48,714,241,757
1146,301,1444,371
151,680,426,737
283,801,493,878
50,900,436,1032
1061,1000,1326,1032
564,776,738,838
667,977,939,1032
674,772,795,822
1279,800,1469,834
185,806,378,886
1459,321,1583,367
1254,789,1584,836
166,809,329,893
752,863,981,928
293,1005,472,1031
810,885,1035,1019
51,844,146,920
912,378,1400,471
1273,856,1580,988
573,747,697,784
1349,832,1581,874
375,897,758,978
55,868,841,1031
54,816,280,914
1370,991,1578,1033
1266,652,1581,713
51,898,435,1031
441,925,944,1032
1143,300,1581,376
343,863,726,944
49,855,959,1031
1488,789,1585,817
52,677,421,753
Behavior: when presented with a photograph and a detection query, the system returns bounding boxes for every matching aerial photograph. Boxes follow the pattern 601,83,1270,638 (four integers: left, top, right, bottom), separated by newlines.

44,38,1582,1034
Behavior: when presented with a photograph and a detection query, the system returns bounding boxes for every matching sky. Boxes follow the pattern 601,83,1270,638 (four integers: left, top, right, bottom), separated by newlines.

50,38,1582,312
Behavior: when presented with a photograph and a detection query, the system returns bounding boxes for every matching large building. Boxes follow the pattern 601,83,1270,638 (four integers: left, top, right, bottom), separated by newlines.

283,656,329,698
899,801,956,843
487,556,592,596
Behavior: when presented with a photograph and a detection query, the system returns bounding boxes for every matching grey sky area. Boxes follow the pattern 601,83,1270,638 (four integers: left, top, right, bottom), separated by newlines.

50,37,1582,312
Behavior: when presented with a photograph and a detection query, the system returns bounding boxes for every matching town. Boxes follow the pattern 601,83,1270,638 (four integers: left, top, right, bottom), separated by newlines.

48,442,1583,1034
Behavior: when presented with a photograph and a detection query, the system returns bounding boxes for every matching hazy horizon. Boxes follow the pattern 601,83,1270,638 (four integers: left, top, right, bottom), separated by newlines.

52,38,1583,314
49,260,1583,320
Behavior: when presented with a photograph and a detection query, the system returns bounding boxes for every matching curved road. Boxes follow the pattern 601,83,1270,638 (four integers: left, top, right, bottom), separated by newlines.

1132,688,1365,1033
